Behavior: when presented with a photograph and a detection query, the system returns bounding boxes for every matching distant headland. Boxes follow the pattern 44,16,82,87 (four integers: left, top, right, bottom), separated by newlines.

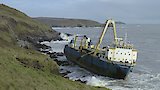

33,17,125,27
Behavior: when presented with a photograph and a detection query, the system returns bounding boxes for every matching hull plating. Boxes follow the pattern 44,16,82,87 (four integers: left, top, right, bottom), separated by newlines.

64,45,132,79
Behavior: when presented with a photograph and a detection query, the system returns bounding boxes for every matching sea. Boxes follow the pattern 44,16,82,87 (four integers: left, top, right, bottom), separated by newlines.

44,24,160,90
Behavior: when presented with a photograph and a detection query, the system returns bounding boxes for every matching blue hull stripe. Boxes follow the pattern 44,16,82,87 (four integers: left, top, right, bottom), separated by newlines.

64,45,132,79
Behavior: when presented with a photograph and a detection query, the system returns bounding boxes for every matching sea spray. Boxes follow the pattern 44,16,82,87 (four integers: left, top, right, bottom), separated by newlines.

41,32,160,90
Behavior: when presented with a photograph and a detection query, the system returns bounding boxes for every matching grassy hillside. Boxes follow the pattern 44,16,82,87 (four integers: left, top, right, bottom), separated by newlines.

0,40,108,90
0,4,59,43
0,4,109,90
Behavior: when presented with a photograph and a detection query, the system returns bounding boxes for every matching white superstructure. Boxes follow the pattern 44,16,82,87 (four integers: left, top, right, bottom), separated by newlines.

69,19,138,66
107,37,137,64
108,48,137,64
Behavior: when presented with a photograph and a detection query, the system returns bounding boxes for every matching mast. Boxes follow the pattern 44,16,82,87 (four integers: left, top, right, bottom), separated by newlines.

94,19,117,55
124,32,128,45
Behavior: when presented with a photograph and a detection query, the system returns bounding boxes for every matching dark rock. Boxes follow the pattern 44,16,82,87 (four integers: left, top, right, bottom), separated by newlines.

46,52,58,58
56,52,64,56
37,44,51,50
49,53,58,58
65,33,73,36
76,79,87,83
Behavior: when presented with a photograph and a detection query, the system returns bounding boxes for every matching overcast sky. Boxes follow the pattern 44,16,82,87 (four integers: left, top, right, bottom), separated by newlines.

1,0,160,24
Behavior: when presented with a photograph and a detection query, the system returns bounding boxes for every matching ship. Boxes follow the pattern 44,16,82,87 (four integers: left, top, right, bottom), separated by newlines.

64,19,138,79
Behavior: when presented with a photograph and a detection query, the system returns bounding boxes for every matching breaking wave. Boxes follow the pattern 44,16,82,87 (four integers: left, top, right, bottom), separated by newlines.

59,58,160,90
41,32,160,90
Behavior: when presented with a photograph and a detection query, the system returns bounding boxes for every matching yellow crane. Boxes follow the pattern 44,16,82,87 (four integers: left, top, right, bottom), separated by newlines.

94,19,118,55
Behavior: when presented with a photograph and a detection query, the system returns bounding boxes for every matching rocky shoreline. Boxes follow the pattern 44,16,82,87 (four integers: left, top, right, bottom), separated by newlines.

0,4,109,90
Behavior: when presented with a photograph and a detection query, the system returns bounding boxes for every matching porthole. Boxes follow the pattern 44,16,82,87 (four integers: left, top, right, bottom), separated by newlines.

125,61,128,63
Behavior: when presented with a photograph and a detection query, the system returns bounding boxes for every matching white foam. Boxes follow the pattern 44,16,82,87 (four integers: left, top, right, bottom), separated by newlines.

40,41,50,45
57,56,68,61
86,76,108,87
40,33,74,52
59,64,110,87
41,31,160,90
60,33,69,40
59,58,160,90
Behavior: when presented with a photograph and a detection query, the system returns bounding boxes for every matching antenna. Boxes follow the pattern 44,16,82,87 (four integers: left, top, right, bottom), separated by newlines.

124,32,128,45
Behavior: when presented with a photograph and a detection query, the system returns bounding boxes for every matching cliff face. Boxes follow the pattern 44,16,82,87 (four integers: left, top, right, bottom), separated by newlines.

0,4,109,90
0,4,59,45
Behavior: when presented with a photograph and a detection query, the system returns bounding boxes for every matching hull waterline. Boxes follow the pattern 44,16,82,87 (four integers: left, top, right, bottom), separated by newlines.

64,45,133,79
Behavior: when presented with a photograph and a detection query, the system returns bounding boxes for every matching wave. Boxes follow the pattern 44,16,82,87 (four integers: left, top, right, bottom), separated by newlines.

59,60,160,90
41,32,160,90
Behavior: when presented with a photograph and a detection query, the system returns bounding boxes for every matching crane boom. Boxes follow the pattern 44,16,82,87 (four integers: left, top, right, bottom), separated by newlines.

94,19,117,55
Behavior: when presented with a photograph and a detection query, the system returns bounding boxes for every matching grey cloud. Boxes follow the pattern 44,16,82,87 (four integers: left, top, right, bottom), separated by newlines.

1,0,160,24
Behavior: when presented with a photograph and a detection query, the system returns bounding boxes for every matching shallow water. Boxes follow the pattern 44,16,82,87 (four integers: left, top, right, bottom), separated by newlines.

49,25,160,90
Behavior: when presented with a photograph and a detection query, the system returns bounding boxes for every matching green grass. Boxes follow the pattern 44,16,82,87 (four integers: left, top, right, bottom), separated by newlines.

0,4,57,42
0,4,49,31
0,40,109,90
0,4,110,90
